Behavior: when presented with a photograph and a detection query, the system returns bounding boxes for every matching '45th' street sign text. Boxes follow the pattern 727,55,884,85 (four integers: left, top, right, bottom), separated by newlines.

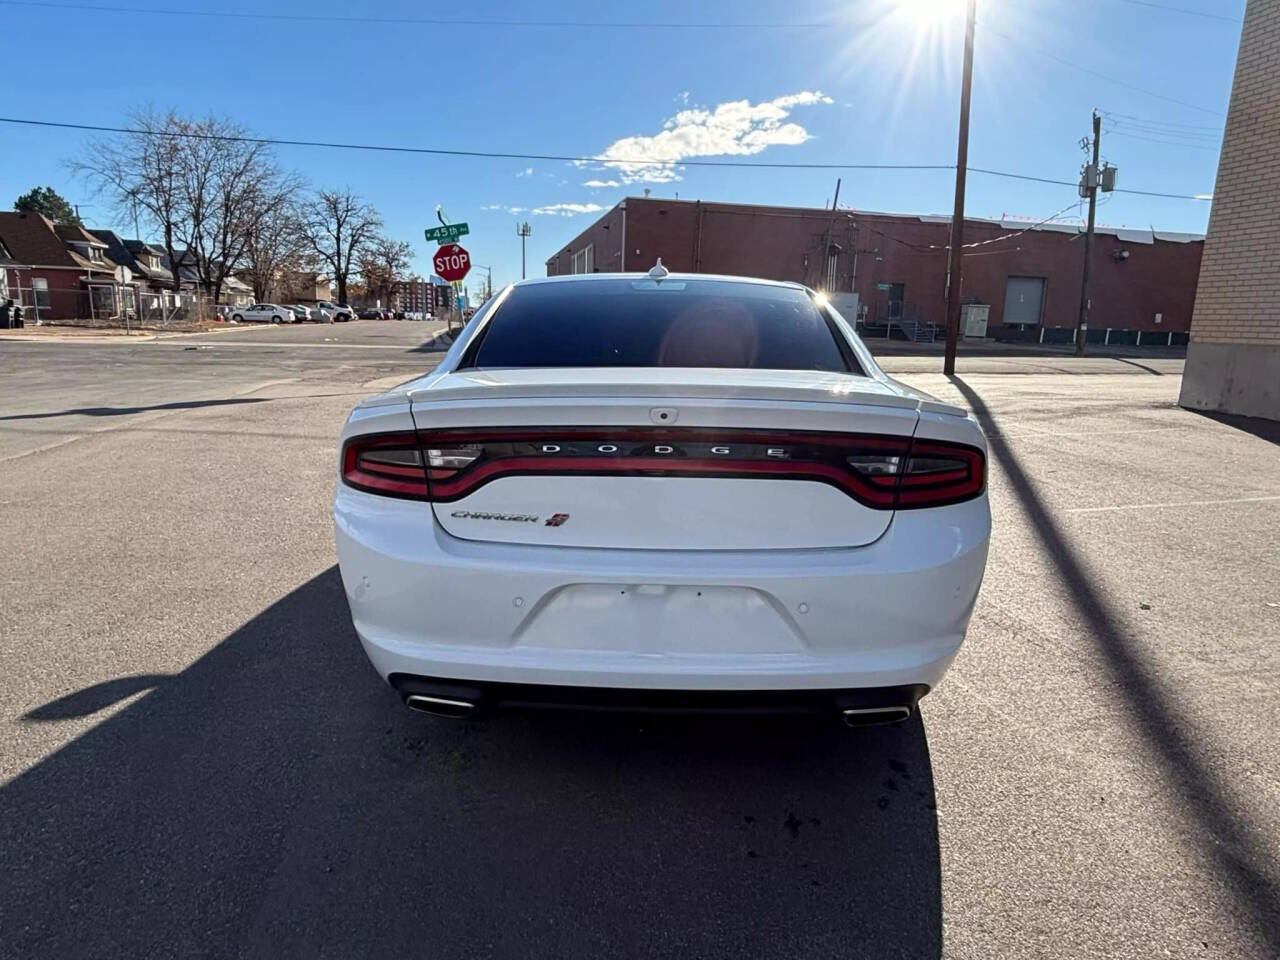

424,223,469,244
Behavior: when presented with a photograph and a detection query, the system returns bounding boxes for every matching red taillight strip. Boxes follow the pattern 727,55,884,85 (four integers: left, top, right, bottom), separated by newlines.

426,454,899,506
341,432,430,500
339,427,985,509
896,441,985,506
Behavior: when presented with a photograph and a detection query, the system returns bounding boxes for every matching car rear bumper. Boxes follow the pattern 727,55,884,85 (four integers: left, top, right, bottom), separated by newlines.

334,488,990,693
389,674,930,723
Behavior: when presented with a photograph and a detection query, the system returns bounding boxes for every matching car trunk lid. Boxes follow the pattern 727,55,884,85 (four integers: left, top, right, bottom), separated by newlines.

410,369,920,550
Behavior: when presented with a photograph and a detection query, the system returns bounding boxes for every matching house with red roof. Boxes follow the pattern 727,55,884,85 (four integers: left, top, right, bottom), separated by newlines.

0,211,126,322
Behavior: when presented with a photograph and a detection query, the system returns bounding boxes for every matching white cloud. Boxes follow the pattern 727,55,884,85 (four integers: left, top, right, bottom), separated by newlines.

516,167,533,177
482,204,526,214
592,90,833,184
583,179,621,188
531,202,606,217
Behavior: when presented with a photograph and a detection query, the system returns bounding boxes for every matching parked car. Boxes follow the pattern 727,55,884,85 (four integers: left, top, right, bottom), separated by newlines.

309,305,334,323
288,304,310,322
334,271,991,724
316,300,355,322
231,303,293,324
357,308,386,320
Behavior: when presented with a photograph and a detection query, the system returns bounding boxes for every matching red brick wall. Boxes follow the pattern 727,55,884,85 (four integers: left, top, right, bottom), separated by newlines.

13,267,88,321
545,203,624,276
552,198,1202,334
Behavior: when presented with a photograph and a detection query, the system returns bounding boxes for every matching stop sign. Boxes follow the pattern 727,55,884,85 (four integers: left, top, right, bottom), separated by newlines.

433,244,471,282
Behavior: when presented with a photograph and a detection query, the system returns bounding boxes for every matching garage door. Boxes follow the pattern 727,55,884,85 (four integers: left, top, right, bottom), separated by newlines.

1005,276,1046,326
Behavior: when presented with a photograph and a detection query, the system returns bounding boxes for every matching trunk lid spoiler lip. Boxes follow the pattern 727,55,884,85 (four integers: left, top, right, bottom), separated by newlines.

404,368,968,418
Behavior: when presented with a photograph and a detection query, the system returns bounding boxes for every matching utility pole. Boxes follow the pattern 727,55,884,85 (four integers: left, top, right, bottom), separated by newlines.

516,222,532,279
943,0,977,377
1076,110,1102,357
819,178,841,291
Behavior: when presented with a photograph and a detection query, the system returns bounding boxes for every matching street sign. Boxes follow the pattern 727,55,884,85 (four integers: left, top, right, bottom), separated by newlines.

433,244,471,283
424,222,469,244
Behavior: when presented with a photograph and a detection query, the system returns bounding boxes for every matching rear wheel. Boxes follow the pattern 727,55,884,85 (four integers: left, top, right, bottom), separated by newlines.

271,315,282,324
232,313,244,323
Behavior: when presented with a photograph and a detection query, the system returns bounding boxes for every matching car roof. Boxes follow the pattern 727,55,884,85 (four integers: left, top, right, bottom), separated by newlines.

508,272,811,293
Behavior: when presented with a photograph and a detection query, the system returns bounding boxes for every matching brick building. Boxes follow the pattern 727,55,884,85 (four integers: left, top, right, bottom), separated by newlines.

547,197,1203,344
0,211,124,322
392,278,433,315
1179,0,1280,420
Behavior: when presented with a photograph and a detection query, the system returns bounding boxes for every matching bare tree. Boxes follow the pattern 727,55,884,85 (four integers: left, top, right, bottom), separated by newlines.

73,108,299,303
171,117,300,305
72,107,187,292
360,234,413,309
301,188,381,305
242,200,309,302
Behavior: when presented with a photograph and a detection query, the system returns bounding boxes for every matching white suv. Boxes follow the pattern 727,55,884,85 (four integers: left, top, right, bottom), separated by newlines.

316,300,355,322
334,273,990,725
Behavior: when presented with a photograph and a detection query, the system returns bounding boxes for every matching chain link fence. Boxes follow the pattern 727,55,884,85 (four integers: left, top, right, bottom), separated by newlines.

3,282,221,331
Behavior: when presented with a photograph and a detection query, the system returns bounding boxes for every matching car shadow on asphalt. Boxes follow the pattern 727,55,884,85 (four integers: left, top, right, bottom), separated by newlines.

0,397,269,421
2,567,941,960
948,375,1280,957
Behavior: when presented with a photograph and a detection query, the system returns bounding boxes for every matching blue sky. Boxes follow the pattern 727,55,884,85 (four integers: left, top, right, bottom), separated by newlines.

1,0,1243,295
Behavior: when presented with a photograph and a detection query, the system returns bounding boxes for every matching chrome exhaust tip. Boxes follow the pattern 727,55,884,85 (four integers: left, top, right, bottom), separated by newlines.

405,694,477,719
841,706,912,727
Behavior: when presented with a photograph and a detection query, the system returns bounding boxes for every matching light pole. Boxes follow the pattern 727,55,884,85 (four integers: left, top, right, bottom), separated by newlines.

472,264,494,301
516,222,532,279
943,0,977,377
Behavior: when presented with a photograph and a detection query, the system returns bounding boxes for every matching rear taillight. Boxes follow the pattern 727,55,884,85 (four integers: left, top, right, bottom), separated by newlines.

896,440,985,507
341,432,429,499
340,428,984,509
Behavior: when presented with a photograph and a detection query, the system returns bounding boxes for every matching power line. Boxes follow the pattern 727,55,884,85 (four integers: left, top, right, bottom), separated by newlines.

1100,111,1222,132
1108,131,1220,149
1100,112,1222,149
983,24,1227,118
0,116,952,172
1101,115,1221,138
0,0,838,29
0,115,1214,201
1109,0,1242,23
1,0,1245,28
966,167,1207,201
3,0,1244,28
1105,123,1219,142
961,201,1084,250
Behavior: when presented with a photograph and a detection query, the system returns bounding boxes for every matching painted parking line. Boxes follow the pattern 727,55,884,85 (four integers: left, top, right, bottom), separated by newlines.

1065,495,1280,514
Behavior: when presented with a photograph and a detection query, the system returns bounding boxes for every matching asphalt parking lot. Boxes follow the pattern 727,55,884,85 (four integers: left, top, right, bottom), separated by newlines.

1,321,1276,959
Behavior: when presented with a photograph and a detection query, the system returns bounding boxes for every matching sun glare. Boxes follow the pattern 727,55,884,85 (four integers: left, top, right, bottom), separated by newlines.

897,0,966,28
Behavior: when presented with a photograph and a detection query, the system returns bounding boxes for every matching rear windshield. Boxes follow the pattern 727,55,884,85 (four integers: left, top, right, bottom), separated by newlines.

463,278,860,374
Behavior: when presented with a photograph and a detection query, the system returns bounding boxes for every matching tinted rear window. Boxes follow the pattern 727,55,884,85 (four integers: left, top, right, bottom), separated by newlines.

464,278,859,373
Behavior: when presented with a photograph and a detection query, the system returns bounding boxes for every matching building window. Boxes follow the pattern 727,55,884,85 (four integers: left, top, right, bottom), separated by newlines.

571,244,594,275
89,284,115,317
33,277,49,308
826,252,838,291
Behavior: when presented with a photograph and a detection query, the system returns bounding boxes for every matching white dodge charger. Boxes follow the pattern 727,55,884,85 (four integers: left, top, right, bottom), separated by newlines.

334,269,990,725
